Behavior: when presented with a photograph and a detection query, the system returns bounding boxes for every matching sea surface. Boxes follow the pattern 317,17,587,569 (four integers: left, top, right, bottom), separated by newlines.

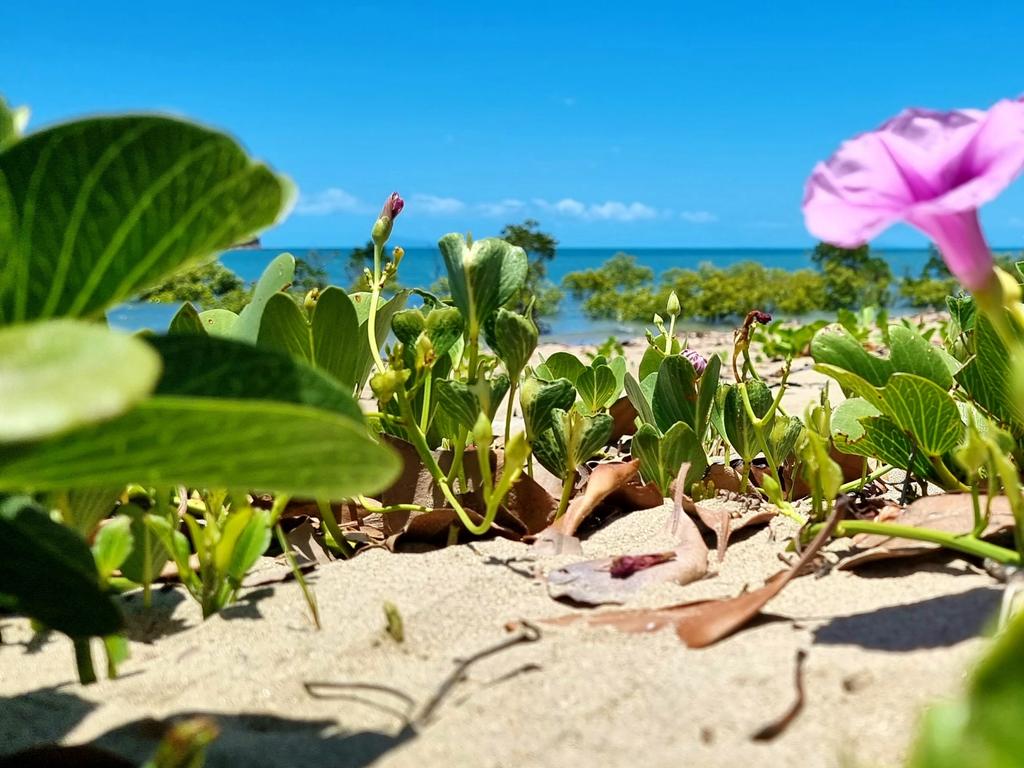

109,246,939,344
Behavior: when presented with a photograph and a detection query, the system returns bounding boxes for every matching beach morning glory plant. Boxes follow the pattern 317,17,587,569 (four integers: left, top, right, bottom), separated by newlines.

802,98,1024,299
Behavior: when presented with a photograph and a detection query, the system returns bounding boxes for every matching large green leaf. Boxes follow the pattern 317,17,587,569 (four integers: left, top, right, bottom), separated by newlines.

811,325,893,387
0,397,400,498
434,379,482,432
695,353,722,441
723,380,773,462
538,351,586,384
438,234,527,332
520,376,576,441
883,373,964,456
632,421,701,497
831,397,936,479
624,371,656,427
0,320,161,442
0,495,122,637
232,253,295,343
484,307,537,377
147,333,364,422
576,364,617,413
0,115,291,323
956,313,1024,434
652,355,699,433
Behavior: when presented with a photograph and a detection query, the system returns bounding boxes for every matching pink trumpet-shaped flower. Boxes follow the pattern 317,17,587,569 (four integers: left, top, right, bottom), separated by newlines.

802,99,1024,293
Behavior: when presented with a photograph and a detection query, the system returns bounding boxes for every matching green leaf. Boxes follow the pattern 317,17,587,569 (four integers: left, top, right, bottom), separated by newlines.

0,397,401,499
255,292,309,361
695,353,722,441
485,308,537,377
147,333,364,422
0,320,161,442
539,351,586,384
632,421,701,497
888,325,957,389
225,508,272,585
232,253,295,343
723,380,773,462
811,325,893,387
0,495,122,637
535,408,613,477
0,115,291,323
831,398,935,479
168,302,205,335
423,306,465,360
956,313,1024,434
882,373,964,456
0,96,29,151
434,379,482,432
576,365,617,413
652,355,699,434
520,376,576,441
438,234,528,331
196,308,239,337
624,372,656,427
64,487,121,537
118,504,171,588
638,335,682,382
91,515,134,582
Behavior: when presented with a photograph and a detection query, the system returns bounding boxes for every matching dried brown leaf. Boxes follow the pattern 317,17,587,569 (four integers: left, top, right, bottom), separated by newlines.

693,495,777,561
547,499,844,647
835,494,1016,570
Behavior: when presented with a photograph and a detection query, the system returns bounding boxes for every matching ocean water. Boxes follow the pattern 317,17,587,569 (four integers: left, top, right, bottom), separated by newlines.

108,246,936,344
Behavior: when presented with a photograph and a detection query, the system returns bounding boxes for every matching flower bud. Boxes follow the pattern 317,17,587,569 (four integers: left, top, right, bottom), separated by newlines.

666,291,681,318
371,192,404,246
682,348,707,377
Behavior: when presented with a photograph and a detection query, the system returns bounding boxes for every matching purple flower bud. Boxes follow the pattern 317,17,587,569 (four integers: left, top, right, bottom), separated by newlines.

382,191,404,221
682,347,707,376
751,310,772,325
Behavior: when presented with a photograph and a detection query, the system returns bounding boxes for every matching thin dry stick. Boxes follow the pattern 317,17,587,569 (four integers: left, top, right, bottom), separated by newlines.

751,648,808,741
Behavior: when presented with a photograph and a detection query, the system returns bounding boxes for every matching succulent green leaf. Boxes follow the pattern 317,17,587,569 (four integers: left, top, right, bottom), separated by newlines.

196,308,239,337
632,421,701,497
91,515,134,582
0,397,401,498
882,373,964,456
576,364,617,413
231,253,295,343
0,320,161,443
811,325,893,387
0,495,122,637
652,355,699,434
0,115,291,323
722,380,773,462
168,302,205,335
956,312,1024,434
119,504,171,589
434,379,483,432
485,308,537,377
831,398,936,479
624,371,656,427
520,376,576,441
539,351,586,384
147,333,364,422
695,353,722,440
638,334,682,382
390,308,424,346
437,234,528,331
888,325,957,388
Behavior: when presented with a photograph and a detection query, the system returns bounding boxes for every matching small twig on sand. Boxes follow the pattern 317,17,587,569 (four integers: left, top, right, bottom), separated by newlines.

751,648,808,741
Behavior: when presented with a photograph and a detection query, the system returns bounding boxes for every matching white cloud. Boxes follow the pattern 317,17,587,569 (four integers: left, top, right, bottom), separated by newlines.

295,188,367,216
679,210,718,224
478,198,526,217
534,197,658,222
411,194,466,215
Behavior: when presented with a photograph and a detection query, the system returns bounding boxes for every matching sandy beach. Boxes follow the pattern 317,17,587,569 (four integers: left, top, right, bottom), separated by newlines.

0,332,1004,767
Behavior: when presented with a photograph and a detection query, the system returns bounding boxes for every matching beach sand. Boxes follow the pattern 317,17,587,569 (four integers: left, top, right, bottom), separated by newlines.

0,330,1001,767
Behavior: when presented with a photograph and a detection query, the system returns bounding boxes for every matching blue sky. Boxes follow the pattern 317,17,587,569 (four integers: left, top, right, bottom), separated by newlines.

6,1,1024,248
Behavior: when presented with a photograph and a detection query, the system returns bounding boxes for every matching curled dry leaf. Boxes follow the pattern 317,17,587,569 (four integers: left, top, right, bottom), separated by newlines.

531,461,640,555
693,495,778,562
609,395,639,442
834,494,1016,570
545,464,709,605
546,499,844,647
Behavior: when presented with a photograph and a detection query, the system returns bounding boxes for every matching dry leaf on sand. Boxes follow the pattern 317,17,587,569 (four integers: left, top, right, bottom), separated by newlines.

546,473,709,605
546,500,844,647
693,495,777,562
531,461,640,555
834,495,1016,570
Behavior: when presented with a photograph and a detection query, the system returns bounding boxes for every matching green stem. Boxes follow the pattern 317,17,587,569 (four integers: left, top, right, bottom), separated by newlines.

555,471,575,519
929,455,971,492
73,638,97,685
664,315,676,354
366,242,386,373
810,519,1021,565
395,387,495,535
355,496,432,514
274,523,321,630
420,370,434,434
504,380,517,447
317,499,355,558
838,464,895,495
446,430,467,489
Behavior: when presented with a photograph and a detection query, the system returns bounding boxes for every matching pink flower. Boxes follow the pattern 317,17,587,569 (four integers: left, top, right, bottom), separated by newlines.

802,99,1024,292
371,192,404,245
